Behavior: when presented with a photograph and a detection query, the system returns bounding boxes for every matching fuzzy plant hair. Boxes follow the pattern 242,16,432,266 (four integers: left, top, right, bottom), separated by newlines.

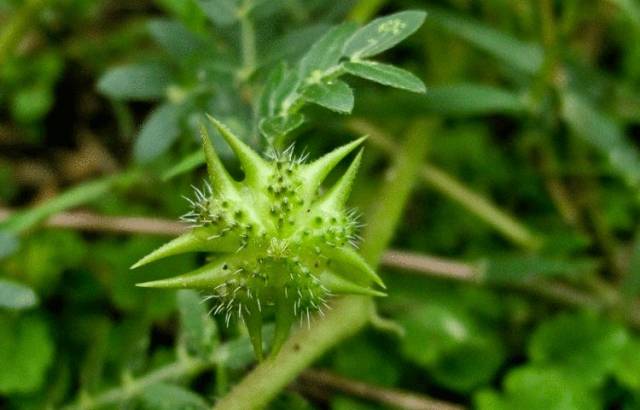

131,115,384,359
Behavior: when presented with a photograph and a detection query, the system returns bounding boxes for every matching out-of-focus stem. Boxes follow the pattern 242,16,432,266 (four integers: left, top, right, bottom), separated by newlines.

298,369,465,410
238,0,256,82
347,118,541,250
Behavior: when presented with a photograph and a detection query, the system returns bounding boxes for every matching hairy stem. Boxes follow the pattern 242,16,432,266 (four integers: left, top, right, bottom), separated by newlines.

211,120,431,410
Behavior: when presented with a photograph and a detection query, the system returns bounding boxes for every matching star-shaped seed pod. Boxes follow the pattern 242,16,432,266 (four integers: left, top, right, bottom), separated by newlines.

132,115,385,359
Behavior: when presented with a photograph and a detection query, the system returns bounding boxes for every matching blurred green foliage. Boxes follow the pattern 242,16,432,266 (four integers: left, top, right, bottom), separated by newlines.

1,0,640,409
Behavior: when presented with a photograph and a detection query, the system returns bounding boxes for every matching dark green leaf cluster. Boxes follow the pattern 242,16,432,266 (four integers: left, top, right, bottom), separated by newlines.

258,11,426,143
97,5,426,163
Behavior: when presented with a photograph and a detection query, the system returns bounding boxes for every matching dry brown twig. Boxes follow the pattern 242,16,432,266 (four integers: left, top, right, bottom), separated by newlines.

297,369,465,410
0,208,635,325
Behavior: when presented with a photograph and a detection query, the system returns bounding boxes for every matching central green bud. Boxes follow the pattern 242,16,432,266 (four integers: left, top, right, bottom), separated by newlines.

132,115,384,358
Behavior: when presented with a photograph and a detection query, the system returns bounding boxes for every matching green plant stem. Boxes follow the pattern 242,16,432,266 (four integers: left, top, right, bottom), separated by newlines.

421,165,540,248
0,172,140,234
347,119,540,250
63,358,211,410
238,1,257,81
359,120,432,262
0,0,48,65
62,329,263,410
212,120,431,410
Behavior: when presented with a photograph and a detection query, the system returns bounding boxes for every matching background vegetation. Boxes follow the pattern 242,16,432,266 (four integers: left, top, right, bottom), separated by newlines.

1,0,640,409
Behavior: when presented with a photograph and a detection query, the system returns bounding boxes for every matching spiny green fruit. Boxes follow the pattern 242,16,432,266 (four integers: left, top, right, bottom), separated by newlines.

132,115,384,359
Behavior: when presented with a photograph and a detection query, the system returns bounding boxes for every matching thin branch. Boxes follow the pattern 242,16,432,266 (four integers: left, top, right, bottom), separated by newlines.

298,369,465,410
0,208,623,316
382,249,479,282
382,248,612,314
346,119,541,250
0,208,186,236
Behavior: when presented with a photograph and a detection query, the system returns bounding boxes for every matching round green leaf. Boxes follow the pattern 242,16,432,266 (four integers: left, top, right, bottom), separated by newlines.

528,312,628,387
0,315,54,394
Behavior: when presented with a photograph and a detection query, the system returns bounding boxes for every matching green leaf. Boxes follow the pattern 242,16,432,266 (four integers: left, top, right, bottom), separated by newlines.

0,315,54,394
424,84,525,115
302,80,354,113
0,174,130,234
196,0,238,27
140,383,209,410
11,86,54,123
608,0,640,29
97,63,172,101
427,7,543,75
0,231,19,258
528,312,629,387
475,365,600,410
431,340,505,392
148,19,203,59
299,22,357,81
259,64,287,118
333,335,399,386
0,279,38,310
162,150,205,181
562,91,640,189
134,103,183,163
177,290,218,358
356,84,526,118
99,238,189,320
343,10,427,59
258,63,301,120
260,24,330,68
344,61,425,93
400,304,504,392
155,0,208,31
212,325,274,369
9,231,86,296
270,66,301,115
614,339,640,389
259,113,305,141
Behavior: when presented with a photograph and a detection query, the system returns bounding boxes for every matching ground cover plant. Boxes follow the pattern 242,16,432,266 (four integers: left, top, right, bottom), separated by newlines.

1,0,640,409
